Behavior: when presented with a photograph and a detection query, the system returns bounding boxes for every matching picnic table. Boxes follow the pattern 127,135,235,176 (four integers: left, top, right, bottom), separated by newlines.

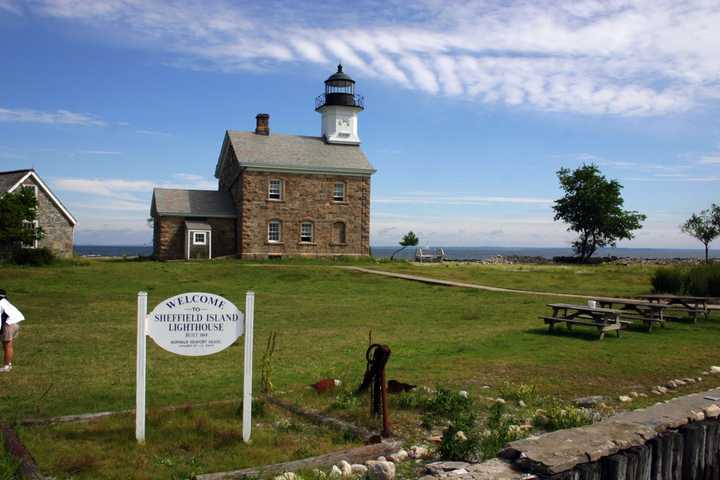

639,294,713,322
541,303,630,340
590,297,669,332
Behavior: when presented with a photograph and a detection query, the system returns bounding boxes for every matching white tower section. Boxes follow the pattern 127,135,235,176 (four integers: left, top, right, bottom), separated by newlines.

315,64,364,145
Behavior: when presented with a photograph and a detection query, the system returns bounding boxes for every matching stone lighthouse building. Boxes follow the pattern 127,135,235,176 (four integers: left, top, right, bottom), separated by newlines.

151,65,376,260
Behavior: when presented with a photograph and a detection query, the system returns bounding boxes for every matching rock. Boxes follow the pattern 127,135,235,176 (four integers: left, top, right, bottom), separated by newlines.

339,460,353,477
481,385,491,389
666,380,678,389
629,392,639,398
684,377,695,383
495,398,507,404
351,464,368,476
376,456,386,462
518,400,527,408
704,404,720,418
688,410,705,422
710,366,720,373
366,460,396,480
618,395,633,403
408,446,430,459
656,386,668,394
702,371,710,375
574,396,606,407
330,465,343,478
275,473,297,480
426,461,471,473
387,449,408,463
697,377,703,382
312,469,327,479
674,379,686,386
427,435,443,444
455,431,467,442
448,469,469,476
458,390,469,399
639,393,647,398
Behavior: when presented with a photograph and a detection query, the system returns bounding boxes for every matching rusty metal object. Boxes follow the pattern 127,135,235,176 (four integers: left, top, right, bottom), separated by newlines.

357,344,392,437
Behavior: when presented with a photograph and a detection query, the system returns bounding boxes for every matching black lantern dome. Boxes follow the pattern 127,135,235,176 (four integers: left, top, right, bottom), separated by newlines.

315,64,364,111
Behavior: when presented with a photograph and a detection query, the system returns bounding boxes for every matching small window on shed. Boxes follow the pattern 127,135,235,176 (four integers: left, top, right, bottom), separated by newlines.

192,232,207,245
268,179,283,200
333,222,346,244
300,221,314,243
333,182,346,202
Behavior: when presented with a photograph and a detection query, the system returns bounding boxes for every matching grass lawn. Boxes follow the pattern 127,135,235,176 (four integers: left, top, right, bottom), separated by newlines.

1,258,719,478
364,261,657,297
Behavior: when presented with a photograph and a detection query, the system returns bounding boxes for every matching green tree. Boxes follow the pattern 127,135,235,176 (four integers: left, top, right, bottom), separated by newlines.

553,164,646,262
0,188,44,253
390,231,419,260
681,206,720,264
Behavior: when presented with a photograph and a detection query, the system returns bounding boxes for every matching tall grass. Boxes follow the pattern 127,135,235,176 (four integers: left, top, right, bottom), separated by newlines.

651,265,720,296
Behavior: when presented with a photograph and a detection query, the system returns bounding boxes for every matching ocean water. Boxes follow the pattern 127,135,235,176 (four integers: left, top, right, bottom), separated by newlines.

74,245,716,260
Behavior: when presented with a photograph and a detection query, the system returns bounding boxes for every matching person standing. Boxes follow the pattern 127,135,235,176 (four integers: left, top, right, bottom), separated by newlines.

0,289,24,373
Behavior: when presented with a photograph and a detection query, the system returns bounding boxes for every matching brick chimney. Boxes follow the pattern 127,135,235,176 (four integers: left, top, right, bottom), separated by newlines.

255,113,270,136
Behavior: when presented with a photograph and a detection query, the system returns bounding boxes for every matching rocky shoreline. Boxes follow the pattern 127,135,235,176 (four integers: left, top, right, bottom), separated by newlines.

440,255,716,265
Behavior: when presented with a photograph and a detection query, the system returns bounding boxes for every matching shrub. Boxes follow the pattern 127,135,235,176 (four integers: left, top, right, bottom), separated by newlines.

685,265,720,297
439,412,483,462
10,247,56,266
533,400,593,431
478,403,528,460
651,268,686,294
421,387,474,428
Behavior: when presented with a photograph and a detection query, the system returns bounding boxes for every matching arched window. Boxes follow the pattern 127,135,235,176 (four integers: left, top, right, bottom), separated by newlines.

333,222,346,244
268,220,282,242
300,221,314,243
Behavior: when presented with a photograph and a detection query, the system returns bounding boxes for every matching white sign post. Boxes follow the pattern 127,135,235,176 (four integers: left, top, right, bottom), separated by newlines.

135,291,254,444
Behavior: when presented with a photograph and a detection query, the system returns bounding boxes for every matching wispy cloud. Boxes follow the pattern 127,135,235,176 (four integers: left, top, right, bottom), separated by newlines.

24,0,720,116
0,106,106,126
135,129,173,137
77,150,122,155
0,0,21,14
375,193,553,206
700,155,720,165
53,175,217,212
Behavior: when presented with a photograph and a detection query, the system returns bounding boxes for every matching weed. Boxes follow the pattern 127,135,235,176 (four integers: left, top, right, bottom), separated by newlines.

533,400,593,431
0,447,19,480
421,387,473,428
332,390,360,410
62,453,99,475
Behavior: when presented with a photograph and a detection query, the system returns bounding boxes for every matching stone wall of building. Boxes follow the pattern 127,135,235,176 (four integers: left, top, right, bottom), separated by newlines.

154,216,236,260
234,170,371,259
20,177,74,257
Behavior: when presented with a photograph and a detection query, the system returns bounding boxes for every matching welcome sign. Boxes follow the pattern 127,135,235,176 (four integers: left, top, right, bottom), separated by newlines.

136,290,255,444
148,292,244,356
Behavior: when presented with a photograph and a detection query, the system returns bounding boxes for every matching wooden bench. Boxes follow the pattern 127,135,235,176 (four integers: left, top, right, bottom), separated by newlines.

591,297,670,332
640,295,712,323
541,304,629,340
540,316,629,340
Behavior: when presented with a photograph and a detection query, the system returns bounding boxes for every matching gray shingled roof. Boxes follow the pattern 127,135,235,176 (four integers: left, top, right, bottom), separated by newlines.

218,131,375,176
185,221,212,230
0,169,32,192
152,188,236,218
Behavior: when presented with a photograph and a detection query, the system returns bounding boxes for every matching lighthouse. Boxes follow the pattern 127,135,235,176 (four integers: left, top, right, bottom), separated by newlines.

315,64,364,145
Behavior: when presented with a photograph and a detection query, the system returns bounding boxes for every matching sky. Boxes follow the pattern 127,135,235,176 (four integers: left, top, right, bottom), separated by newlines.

1,0,719,248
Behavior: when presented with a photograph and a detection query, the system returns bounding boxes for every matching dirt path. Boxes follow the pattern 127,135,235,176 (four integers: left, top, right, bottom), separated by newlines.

343,266,592,299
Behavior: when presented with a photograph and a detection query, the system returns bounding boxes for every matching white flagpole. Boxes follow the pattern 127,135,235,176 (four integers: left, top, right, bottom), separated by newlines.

136,291,147,443
242,291,255,443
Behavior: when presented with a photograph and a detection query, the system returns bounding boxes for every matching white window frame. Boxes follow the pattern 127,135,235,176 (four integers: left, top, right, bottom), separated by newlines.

333,181,346,202
192,232,207,245
268,179,283,200
22,220,39,249
22,184,38,198
268,220,282,243
300,221,314,243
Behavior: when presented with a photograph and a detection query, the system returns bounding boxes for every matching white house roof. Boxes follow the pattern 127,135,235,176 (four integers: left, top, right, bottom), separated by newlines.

215,131,376,177
0,169,77,226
